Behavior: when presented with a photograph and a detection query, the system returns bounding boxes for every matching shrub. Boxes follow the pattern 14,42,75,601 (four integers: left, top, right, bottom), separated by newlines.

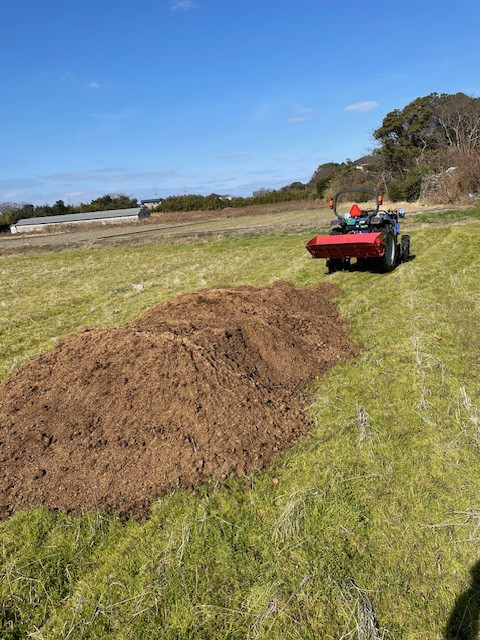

155,190,314,213
387,180,405,201
387,166,432,202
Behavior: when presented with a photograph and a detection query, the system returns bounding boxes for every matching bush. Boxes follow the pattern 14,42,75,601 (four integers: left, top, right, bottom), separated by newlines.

315,176,333,197
155,190,314,213
387,166,432,202
387,180,405,201
404,167,432,201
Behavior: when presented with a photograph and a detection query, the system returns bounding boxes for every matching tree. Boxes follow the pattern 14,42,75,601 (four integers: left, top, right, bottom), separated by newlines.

252,188,274,196
433,92,480,159
76,193,138,213
0,202,24,227
281,181,307,192
51,200,70,216
374,92,480,177
309,162,341,187
315,176,333,197
373,94,439,176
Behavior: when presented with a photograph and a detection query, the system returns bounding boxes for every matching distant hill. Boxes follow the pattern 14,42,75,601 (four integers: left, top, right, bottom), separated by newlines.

304,154,384,199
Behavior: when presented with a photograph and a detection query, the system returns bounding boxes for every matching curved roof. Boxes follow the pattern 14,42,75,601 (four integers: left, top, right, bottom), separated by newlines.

15,208,146,226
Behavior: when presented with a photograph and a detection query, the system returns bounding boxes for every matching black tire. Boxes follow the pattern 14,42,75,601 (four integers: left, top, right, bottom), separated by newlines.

377,231,397,272
327,258,343,274
401,235,410,262
327,228,345,273
356,257,374,271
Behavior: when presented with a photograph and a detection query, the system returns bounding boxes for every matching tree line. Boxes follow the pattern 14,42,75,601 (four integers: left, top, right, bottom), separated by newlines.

155,189,313,213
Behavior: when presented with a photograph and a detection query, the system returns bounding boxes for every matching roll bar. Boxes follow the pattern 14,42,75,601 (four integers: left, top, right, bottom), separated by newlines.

331,187,381,220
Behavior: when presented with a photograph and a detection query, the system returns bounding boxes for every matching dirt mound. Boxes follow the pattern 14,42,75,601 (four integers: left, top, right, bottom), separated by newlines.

0,280,357,519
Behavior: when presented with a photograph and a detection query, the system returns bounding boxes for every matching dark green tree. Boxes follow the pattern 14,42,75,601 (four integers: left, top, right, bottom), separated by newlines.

51,200,70,216
76,193,138,213
373,94,439,176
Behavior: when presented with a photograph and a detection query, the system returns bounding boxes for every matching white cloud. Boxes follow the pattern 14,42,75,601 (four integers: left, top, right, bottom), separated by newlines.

287,116,309,124
61,71,75,80
344,101,379,113
219,152,249,159
45,169,175,183
247,169,287,177
89,108,138,122
169,0,200,10
202,177,238,185
63,191,84,199
87,81,101,90
0,177,42,190
81,108,139,135
287,106,316,124
247,102,270,127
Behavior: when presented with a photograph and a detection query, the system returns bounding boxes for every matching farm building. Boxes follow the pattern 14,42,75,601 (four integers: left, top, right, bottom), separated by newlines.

209,193,232,201
140,198,164,210
10,207,150,234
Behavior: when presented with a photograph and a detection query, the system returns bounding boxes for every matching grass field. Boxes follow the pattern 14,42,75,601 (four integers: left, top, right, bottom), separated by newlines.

414,206,480,225
1,200,473,256
1,219,480,638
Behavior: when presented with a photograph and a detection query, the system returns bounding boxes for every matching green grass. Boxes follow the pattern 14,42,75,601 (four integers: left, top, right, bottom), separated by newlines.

1,222,480,638
0,237,312,379
413,203,480,224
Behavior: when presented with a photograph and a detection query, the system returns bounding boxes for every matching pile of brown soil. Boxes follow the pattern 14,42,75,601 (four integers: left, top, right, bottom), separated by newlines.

0,281,357,519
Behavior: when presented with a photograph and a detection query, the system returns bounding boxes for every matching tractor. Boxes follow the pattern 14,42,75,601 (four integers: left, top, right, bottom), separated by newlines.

306,187,410,273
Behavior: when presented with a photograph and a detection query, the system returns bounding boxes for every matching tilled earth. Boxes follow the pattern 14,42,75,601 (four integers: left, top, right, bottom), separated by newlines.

0,280,357,518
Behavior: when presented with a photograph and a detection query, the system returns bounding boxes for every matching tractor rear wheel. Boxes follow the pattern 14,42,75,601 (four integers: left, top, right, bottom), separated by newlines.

378,231,396,272
401,235,410,262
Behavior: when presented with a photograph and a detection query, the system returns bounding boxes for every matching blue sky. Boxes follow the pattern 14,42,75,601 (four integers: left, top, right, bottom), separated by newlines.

1,0,479,205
